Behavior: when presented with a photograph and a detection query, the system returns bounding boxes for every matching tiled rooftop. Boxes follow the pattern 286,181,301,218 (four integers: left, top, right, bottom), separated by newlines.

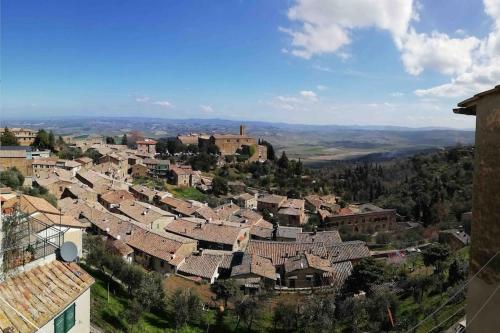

0,261,94,333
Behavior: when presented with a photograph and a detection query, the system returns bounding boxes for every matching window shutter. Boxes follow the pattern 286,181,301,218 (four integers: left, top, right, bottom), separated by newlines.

65,303,76,331
54,313,65,333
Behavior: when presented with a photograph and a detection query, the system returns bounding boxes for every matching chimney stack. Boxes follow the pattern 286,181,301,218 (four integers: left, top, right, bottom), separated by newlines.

240,124,246,136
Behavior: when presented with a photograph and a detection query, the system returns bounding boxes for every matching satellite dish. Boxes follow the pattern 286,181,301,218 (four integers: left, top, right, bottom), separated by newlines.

60,242,78,262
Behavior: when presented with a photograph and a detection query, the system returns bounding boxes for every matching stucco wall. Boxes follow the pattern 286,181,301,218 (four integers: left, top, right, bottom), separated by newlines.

466,93,500,333
38,288,91,333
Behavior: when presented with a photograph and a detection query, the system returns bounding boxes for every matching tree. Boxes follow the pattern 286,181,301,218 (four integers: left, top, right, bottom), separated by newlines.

277,151,289,169
125,300,143,324
121,134,128,146
134,272,165,311
106,136,116,144
120,264,144,295
83,149,101,163
170,288,203,328
300,296,336,333
0,168,25,189
448,259,467,286
273,301,298,331
32,129,51,150
365,290,399,331
104,255,123,280
343,257,385,294
0,128,19,146
211,280,240,308
57,146,83,160
84,235,106,269
422,243,450,273
234,296,259,331
212,176,228,196
260,139,275,160
48,131,55,150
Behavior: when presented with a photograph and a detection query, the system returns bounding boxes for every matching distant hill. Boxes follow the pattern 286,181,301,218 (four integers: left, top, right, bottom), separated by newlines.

4,117,475,163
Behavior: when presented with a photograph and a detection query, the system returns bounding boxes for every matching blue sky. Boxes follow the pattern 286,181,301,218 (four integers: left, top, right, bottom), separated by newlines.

2,0,499,128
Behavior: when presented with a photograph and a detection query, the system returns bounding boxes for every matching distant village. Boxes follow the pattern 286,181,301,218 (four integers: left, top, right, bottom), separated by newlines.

0,124,471,332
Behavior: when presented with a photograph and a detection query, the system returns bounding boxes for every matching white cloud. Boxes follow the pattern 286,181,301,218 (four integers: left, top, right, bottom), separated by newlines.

413,0,500,97
271,90,320,111
200,105,214,113
135,96,150,103
390,92,404,97
316,85,328,91
397,29,480,76
135,96,173,108
300,90,318,100
282,0,500,99
281,0,414,59
152,101,172,108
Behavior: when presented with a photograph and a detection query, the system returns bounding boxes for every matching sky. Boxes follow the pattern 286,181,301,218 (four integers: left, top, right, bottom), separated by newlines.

2,0,499,128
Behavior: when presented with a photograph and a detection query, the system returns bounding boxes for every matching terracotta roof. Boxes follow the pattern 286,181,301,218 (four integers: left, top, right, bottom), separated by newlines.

284,253,335,273
231,253,277,280
35,212,91,229
201,249,234,269
246,240,328,266
81,207,196,264
214,202,241,220
129,185,155,198
107,238,134,256
164,219,248,246
194,206,219,220
115,200,172,225
327,241,370,263
0,261,94,333
281,198,305,210
170,165,194,175
338,207,353,215
2,195,60,215
296,231,342,245
258,194,287,205
75,156,93,164
177,254,223,280
100,190,134,205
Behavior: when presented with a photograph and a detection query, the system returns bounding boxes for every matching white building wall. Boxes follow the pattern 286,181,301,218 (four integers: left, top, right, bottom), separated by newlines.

38,288,91,333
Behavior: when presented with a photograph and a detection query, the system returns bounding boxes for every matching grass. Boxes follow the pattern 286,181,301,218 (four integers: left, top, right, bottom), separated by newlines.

84,264,176,333
164,275,216,304
167,185,207,201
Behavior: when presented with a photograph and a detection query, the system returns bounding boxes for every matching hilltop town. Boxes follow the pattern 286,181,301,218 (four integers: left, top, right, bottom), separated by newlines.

0,119,477,332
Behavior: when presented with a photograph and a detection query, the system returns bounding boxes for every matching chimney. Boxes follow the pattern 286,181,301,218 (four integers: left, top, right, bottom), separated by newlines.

240,124,245,136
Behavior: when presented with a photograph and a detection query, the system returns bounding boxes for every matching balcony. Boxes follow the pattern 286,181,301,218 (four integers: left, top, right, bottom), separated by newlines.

1,212,64,272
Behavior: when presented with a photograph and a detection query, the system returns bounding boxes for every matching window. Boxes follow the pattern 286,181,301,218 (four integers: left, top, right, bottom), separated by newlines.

54,303,75,333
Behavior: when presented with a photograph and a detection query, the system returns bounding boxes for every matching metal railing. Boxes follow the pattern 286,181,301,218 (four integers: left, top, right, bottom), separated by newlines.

1,212,64,271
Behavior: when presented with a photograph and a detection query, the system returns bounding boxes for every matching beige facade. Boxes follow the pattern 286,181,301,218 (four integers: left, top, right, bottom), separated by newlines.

0,148,32,176
0,127,36,146
324,210,396,233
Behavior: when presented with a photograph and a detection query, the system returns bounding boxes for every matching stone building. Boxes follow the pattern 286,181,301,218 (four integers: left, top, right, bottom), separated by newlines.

323,203,396,233
0,127,36,146
0,146,32,176
137,138,157,155
453,85,500,333
208,125,257,155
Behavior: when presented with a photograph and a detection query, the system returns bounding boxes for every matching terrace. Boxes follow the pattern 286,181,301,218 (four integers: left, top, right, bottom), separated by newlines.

1,210,64,272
